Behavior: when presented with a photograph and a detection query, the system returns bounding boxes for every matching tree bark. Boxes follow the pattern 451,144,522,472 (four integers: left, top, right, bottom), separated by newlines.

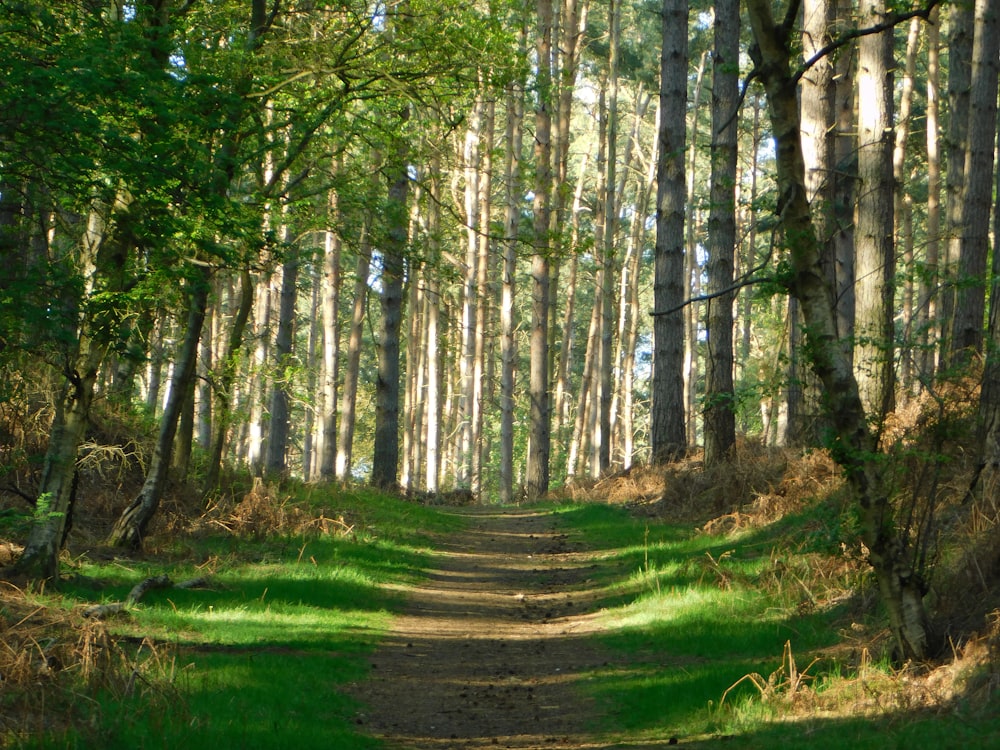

319,168,343,480
458,94,482,489
527,0,554,499
684,51,708,447
703,0,739,467
500,71,524,504
109,269,210,549
265,243,299,476
894,18,920,399
746,0,931,661
372,114,409,490
16,192,130,579
203,269,254,496
472,96,495,498
854,0,895,424
919,7,941,381
832,0,856,358
336,196,375,482
650,0,689,461
423,154,443,494
942,0,974,364
951,0,1000,364
596,0,620,476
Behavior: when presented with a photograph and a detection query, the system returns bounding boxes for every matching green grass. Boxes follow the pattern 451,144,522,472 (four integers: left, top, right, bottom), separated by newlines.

14,491,1000,749
553,501,1000,750
19,484,462,750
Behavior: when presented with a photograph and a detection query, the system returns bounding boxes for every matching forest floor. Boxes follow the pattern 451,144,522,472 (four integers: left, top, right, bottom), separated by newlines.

344,505,656,750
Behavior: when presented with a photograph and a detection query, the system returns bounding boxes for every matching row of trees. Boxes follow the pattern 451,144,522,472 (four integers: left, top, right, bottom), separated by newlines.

3,0,1000,660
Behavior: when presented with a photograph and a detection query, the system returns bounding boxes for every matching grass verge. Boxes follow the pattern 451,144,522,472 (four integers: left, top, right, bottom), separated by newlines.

3,484,463,750
554,500,1000,749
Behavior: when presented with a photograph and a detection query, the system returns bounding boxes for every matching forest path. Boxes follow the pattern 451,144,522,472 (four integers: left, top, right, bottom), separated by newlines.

344,505,653,749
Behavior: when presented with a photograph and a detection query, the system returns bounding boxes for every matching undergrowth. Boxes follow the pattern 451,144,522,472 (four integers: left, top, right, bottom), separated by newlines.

3,374,1000,747
0,477,453,749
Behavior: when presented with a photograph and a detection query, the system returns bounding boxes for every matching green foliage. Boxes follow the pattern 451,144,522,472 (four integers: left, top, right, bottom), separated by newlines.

36,485,465,749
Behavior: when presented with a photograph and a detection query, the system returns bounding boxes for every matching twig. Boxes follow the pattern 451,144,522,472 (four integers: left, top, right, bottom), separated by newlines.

83,575,214,620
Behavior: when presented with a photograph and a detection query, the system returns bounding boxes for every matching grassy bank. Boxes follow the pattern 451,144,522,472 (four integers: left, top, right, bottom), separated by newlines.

3,484,463,750
553,500,1000,748
4,473,1000,748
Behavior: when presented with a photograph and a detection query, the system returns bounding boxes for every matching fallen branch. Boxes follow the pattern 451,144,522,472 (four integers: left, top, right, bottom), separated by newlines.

83,575,213,620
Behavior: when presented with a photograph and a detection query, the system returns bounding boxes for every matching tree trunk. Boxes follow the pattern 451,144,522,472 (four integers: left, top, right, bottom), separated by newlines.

650,0,689,461
172,371,195,479
703,0,739,468
500,72,523,504
920,7,941,381
203,269,254,495
265,242,298,476
894,18,920,399
557,149,591,457
372,114,409,490
424,153,443,493
196,295,215,451
854,2,895,424
951,0,1000,364
109,269,210,549
246,268,272,473
746,0,931,661
596,0,620,476
527,0,554,499
16,192,130,579
336,202,375,482
458,94,482,489
832,0,856,358
472,96,495,498
942,0,974,364
319,171,343,480
684,51,708,447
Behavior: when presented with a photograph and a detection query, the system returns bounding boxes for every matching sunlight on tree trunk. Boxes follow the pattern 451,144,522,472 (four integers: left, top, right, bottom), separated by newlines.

650,0,689,462
746,0,932,661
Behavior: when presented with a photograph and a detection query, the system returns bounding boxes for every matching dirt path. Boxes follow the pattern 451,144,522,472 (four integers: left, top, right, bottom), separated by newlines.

345,505,626,749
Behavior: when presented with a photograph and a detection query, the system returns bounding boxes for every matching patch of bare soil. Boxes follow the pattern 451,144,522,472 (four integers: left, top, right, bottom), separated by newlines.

345,505,636,750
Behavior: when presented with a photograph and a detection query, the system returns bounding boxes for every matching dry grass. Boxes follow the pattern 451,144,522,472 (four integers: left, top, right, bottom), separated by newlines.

193,477,356,540
0,580,177,744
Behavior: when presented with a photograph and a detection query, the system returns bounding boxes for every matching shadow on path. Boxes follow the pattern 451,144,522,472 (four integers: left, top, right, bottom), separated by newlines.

345,505,649,750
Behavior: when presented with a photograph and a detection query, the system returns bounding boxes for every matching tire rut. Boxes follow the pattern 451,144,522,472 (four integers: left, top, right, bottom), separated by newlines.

345,505,618,749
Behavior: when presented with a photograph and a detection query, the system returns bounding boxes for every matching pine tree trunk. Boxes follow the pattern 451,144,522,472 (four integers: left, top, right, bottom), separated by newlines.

894,19,920,399
942,1,974,363
472,97,495,498
196,297,215,451
556,149,591,449
596,0,619,476
458,95,482,489
527,0,554,499
703,0,738,468
265,244,299,476
854,4,895,424
319,175,343,480
500,73,523,504
336,206,374,482
372,114,409,490
424,153,443,493
832,0,856,357
650,0,689,462
683,51,708,448
952,0,1000,363
246,269,272,472
920,7,941,381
